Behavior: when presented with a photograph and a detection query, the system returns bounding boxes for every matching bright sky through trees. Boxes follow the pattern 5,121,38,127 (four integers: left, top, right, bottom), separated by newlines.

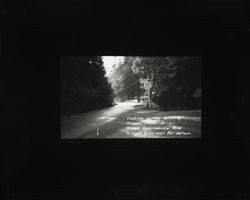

102,56,124,77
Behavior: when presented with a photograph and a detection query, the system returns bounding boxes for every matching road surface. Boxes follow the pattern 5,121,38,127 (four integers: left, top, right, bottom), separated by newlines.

61,101,201,139
61,101,139,139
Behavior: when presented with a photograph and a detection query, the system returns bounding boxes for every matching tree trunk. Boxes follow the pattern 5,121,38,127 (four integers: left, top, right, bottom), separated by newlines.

149,66,155,108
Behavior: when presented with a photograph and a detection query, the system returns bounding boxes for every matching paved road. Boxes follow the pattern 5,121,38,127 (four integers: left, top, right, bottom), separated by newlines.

61,101,201,139
61,101,140,139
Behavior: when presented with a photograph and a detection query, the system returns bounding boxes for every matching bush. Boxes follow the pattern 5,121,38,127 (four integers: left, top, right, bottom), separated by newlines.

152,88,181,110
61,56,114,115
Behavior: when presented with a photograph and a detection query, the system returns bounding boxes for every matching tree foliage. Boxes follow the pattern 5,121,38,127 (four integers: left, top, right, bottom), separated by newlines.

109,57,142,101
134,56,201,110
61,56,114,115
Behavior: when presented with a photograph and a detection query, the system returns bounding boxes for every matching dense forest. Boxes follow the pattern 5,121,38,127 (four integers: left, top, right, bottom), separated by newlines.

109,56,201,110
61,56,114,115
61,56,201,116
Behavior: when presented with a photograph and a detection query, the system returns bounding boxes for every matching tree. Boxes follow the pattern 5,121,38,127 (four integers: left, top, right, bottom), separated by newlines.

109,57,142,102
61,56,114,115
134,56,201,110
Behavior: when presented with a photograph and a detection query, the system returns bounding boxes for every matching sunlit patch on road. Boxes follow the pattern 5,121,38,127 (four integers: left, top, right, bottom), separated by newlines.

136,111,153,114
97,116,117,120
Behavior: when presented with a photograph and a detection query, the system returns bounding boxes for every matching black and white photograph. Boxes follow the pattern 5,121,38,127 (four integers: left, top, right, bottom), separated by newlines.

2,1,250,200
61,56,201,139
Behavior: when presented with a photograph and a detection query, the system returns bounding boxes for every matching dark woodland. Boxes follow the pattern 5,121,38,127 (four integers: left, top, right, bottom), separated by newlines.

61,56,113,115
